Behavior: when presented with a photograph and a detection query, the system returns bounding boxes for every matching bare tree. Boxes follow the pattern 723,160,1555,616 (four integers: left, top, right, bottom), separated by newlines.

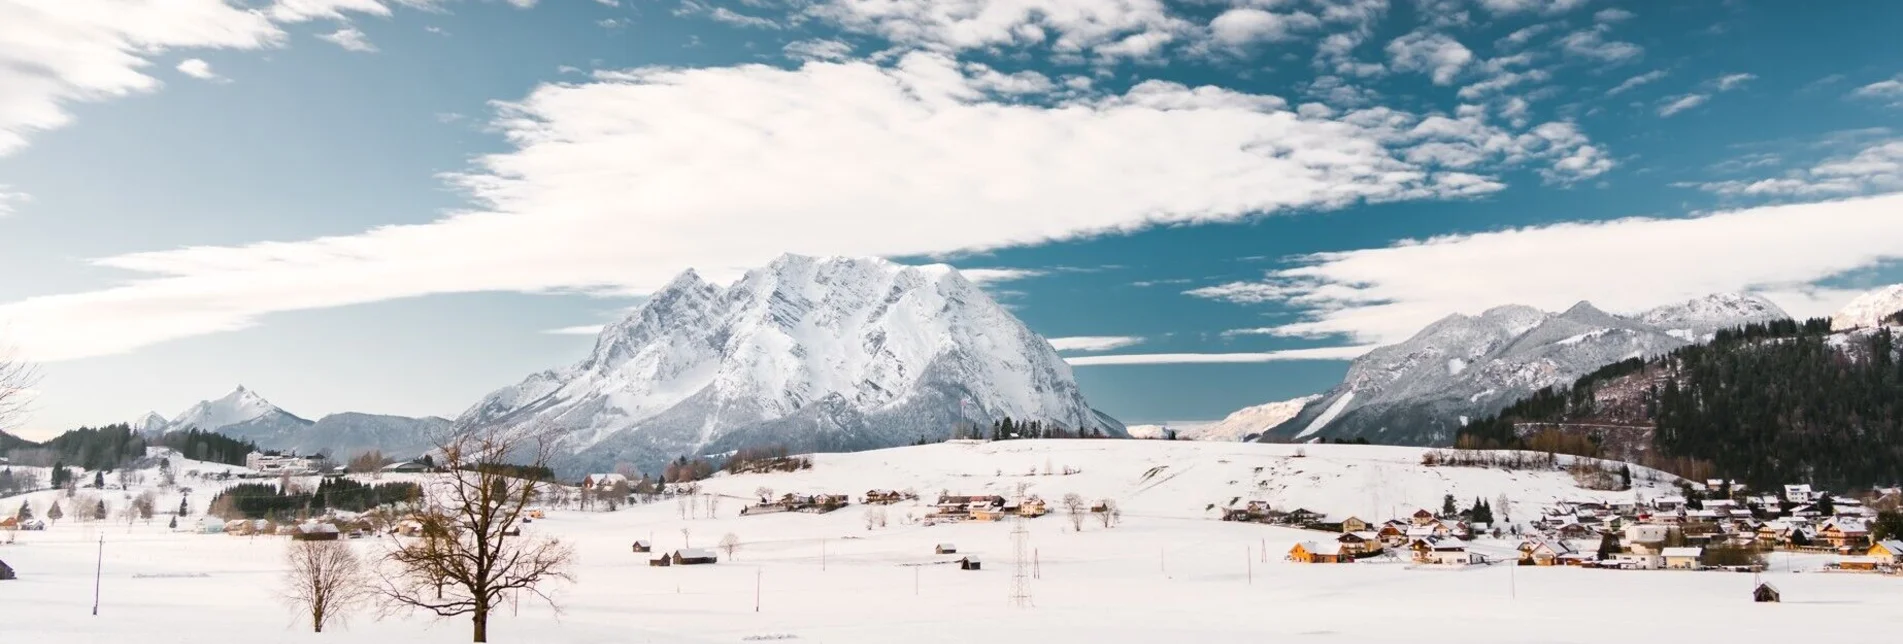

719,533,740,559
676,494,688,519
754,486,773,503
1098,499,1118,528
680,527,691,548
704,493,720,518
0,345,36,432
285,540,371,633
1062,493,1086,531
375,425,574,643
349,451,388,478
863,507,887,530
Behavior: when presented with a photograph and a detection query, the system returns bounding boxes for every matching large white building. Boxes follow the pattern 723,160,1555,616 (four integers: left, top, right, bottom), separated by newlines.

245,451,318,474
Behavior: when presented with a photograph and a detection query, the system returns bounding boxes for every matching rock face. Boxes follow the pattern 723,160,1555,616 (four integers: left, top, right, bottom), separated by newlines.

162,387,446,459
1259,294,1789,446
460,254,1123,477
1191,396,1321,442
1831,284,1903,331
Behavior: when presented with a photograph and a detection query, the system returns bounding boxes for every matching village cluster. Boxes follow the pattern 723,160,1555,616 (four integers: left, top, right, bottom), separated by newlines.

1246,479,1903,576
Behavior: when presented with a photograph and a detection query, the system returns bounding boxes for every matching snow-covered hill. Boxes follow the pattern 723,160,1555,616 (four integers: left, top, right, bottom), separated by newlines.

159,386,446,458
461,254,1124,477
129,412,168,435
1262,294,1788,446
1831,284,1903,331
1195,395,1320,442
689,439,1679,524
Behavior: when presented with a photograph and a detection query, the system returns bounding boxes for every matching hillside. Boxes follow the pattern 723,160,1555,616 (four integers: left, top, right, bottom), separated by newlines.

1456,317,1903,489
1261,294,1786,446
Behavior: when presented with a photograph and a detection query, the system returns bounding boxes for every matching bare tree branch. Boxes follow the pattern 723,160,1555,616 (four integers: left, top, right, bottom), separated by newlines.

0,344,39,432
375,423,573,643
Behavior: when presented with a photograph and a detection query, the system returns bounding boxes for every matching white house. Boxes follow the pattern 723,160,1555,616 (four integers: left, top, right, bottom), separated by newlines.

1610,553,1663,570
1784,484,1815,503
245,451,317,474
582,473,629,491
1624,524,1671,553
1661,547,1703,569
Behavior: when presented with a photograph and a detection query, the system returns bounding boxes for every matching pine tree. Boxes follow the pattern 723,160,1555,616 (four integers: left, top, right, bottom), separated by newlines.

50,460,68,488
168,515,178,530
178,497,190,517
1441,494,1457,517
15,501,29,521
94,500,108,520
1817,495,1835,516
93,471,104,488
1596,532,1619,560
46,500,62,522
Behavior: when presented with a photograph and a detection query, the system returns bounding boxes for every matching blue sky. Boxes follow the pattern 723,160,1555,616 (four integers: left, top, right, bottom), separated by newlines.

2,0,1902,440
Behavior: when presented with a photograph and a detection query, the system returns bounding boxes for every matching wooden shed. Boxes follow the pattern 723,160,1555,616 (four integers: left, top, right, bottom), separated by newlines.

631,539,652,553
959,555,982,571
1754,582,1780,603
672,548,718,565
935,543,957,555
649,555,671,567
292,523,341,541
0,558,14,581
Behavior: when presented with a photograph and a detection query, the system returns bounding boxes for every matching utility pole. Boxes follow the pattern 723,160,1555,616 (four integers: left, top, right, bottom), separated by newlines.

755,568,761,612
1010,515,1032,607
92,535,104,615
1247,545,1253,585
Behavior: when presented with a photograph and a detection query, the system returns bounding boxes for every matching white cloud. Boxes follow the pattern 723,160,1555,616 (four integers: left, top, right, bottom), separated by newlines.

0,1,284,156
1715,73,1756,91
1496,23,1553,49
1047,336,1145,352
784,38,855,62
0,52,1613,361
710,7,781,29
1594,8,1634,22
594,0,619,6
1687,139,1903,198
1064,346,1374,365
1186,193,1903,346
1657,93,1708,117
959,268,1046,284
1607,69,1666,95
0,187,29,217
1385,31,1473,86
806,0,1190,61
1852,77,1903,101
319,27,378,53
266,0,393,23
1207,8,1320,48
175,58,221,81
543,325,605,336
1476,0,1590,14
1558,25,1642,64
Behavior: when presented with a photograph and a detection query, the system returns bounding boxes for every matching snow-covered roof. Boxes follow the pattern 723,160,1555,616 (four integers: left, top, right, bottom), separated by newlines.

1296,541,1344,556
961,555,981,563
674,548,715,559
1660,547,1702,558
298,523,339,534
1873,540,1903,553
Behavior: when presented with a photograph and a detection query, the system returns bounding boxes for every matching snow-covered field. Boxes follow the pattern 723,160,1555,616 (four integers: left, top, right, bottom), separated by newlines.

4,440,1900,643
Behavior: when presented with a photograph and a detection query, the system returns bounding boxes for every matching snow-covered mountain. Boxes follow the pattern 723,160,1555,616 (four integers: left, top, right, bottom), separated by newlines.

161,386,446,458
1261,293,1789,446
164,386,310,437
460,253,1125,476
1831,284,1903,331
130,411,168,435
1198,395,1322,442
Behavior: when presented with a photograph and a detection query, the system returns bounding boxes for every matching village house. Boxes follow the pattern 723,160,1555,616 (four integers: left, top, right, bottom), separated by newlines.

292,523,340,541
1867,540,1903,565
1284,508,1325,526
862,490,907,505
1661,547,1703,569
631,540,652,553
1817,518,1871,550
1336,531,1382,556
382,460,431,474
1410,538,1480,565
1339,516,1371,533
1624,524,1671,554
1609,552,1663,570
1410,508,1437,526
1554,522,1600,540
1784,484,1815,504
581,473,628,491
1518,536,1576,566
1289,541,1351,564
245,451,319,475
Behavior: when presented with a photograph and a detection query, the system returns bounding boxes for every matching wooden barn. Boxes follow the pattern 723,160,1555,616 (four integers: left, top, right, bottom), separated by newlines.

935,543,957,555
959,556,982,571
0,558,14,581
292,523,341,541
1754,582,1780,603
631,539,652,553
649,555,671,567
672,548,719,565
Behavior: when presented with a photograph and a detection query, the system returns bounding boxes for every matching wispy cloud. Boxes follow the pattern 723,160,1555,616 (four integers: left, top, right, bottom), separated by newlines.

1852,76,1903,104
1658,94,1708,117
1386,31,1474,86
1558,25,1642,64
1608,70,1667,95
1065,346,1374,366
0,187,29,217
783,38,854,62
1048,336,1145,352
709,7,781,29
1715,73,1757,91
959,268,1045,285
1685,139,1903,198
0,52,1611,361
319,27,378,53
1188,194,1903,346
543,325,605,336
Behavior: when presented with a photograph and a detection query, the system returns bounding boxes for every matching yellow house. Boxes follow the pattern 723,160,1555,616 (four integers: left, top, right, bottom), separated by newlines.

969,507,1007,522
1289,541,1349,563
1868,540,1903,564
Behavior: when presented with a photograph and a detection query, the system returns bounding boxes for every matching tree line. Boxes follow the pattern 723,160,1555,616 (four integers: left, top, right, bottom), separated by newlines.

0,424,259,470
207,478,423,520
1455,316,1903,489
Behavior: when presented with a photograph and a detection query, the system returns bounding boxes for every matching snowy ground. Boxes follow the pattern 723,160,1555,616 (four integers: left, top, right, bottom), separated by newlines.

4,440,1900,643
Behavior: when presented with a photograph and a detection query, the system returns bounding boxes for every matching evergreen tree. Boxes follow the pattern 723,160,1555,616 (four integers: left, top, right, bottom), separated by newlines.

92,471,104,488
15,501,29,521
49,461,68,488
1596,532,1619,560
46,500,62,522
94,500,108,520
1441,494,1457,517
168,515,178,530
178,497,190,517
1816,495,1835,516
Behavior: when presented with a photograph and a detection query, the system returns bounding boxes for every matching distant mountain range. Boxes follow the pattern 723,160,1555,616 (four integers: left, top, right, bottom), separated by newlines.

1254,293,1790,446
459,254,1124,477
145,386,448,459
